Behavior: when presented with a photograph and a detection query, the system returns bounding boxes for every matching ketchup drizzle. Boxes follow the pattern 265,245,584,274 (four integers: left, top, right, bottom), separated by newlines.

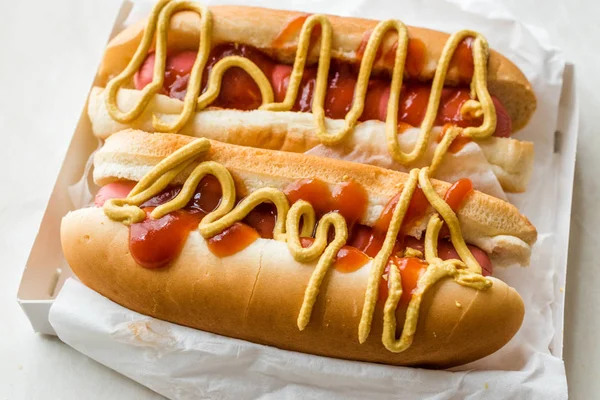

443,178,473,212
114,173,485,278
129,209,203,269
207,222,260,257
135,43,505,134
126,176,371,269
271,15,321,49
378,256,428,305
300,237,370,273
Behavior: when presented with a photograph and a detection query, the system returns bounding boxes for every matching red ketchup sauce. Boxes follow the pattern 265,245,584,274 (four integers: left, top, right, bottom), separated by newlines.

349,184,430,258
283,178,369,231
378,256,429,305
449,37,474,82
271,14,321,49
206,222,261,257
443,178,473,212
356,29,383,62
300,237,370,273
398,38,427,78
129,209,203,269
133,37,512,137
356,31,426,79
95,175,491,278
436,178,473,240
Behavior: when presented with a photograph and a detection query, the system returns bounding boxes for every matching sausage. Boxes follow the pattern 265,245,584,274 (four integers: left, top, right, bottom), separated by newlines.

404,236,493,276
94,181,136,206
134,49,513,136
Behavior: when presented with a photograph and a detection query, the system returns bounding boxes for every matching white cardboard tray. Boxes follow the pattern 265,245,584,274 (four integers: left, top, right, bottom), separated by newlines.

16,0,133,335
17,1,578,368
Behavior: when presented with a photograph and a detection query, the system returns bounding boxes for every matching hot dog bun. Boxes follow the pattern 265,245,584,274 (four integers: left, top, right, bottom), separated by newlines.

88,5,537,194
96,7,536,130
93,130,536,268
61,205,524,368
88,87,535,193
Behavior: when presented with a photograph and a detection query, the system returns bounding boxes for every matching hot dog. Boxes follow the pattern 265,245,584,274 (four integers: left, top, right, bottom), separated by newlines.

132,47,512,134
87,1,536,195
61,129,535,368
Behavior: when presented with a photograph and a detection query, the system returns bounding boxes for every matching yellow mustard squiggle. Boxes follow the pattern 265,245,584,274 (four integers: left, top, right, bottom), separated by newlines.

424,214,445,263
359,167,491,347
284,200,347,328
104,143,289,242
104,0,496,174
384,31,494,165
151,160,235,219
383,258,466,352
381,214,490,353
103,137,492,352
103,137,209,224
288,205,348,330
106,0,212,132
418,167,482,274
196,56,274,109
358,168,420,344
104,138,343,328
200,188,289,241
104,0,171,124
260,15,332,114
286,200,324,262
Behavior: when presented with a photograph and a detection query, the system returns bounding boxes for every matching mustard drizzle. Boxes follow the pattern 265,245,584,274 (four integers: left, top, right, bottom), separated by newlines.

195,56,274,110
106,0,213,133
103,138,492,353
105,0,497,175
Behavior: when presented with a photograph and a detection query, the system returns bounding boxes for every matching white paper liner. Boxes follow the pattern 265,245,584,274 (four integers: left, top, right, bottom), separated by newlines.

305,125,508,200
50,0,573,398
51,278,568,399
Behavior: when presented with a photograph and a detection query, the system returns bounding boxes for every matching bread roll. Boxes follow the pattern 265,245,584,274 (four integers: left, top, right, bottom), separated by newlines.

61,206,524,368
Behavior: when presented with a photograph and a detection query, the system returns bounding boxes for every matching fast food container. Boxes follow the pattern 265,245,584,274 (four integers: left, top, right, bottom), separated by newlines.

17,0,578,397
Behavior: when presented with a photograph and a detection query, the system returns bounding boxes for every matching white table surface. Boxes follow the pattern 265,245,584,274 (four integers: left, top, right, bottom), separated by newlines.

1,0,597,398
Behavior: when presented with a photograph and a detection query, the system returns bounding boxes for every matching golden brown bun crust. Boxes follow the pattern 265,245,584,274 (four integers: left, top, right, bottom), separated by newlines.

61,207,525,368
93,130,537,268
96,6,536,131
